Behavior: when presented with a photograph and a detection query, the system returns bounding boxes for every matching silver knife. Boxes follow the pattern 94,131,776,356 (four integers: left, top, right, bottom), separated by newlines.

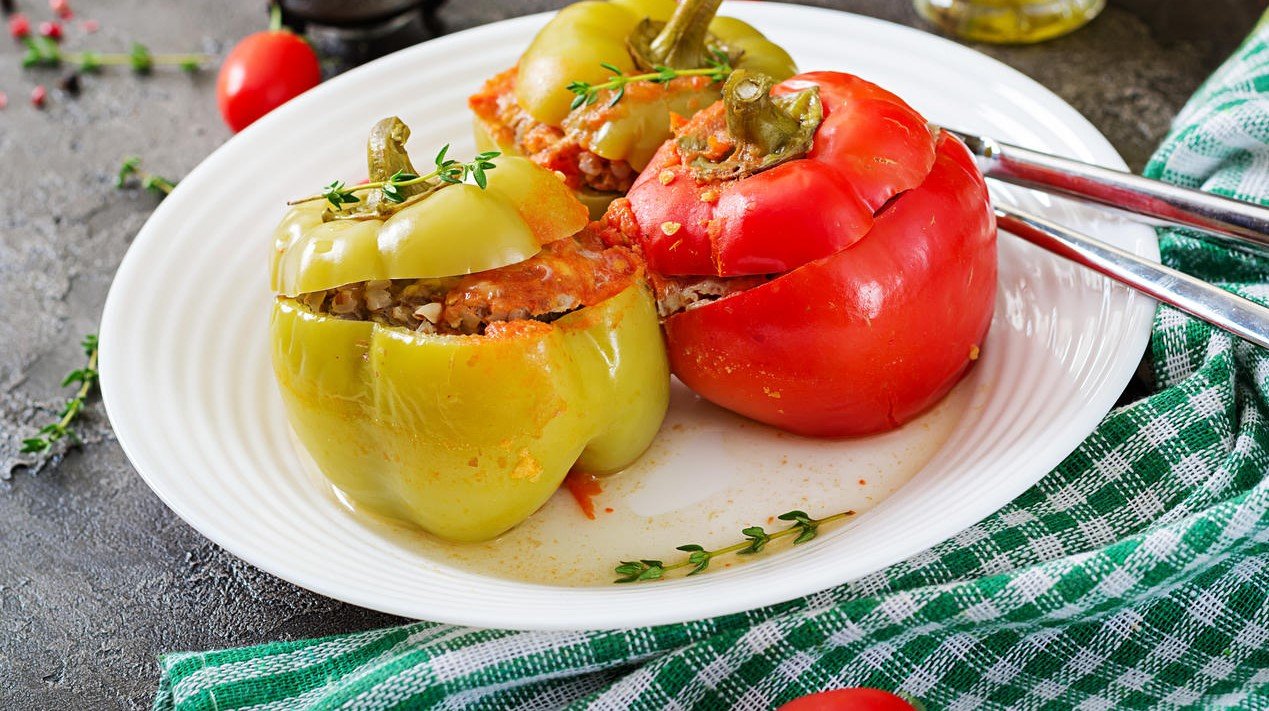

943,127,1269,253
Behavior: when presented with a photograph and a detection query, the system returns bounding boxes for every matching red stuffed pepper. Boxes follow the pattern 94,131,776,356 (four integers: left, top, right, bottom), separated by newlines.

607,70,997,437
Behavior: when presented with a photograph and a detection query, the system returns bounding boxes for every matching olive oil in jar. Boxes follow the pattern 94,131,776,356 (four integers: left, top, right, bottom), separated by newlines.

914,0,1106,44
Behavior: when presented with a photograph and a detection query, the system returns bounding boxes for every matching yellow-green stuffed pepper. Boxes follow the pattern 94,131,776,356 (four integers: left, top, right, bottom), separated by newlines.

469,0,796,217
270,117,670,542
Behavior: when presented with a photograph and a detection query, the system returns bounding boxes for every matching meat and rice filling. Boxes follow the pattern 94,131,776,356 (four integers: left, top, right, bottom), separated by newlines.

299,228,640,336
595,197,771,318
470,67,713,196
470,67,637,195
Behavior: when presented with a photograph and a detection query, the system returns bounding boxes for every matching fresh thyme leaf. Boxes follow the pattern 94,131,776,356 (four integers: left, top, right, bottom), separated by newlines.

740,526,770,554
677,545,711,576
607,85,625,108
778,510,821,544
651,65,676,84
21,438,51,454
117,157,178,198
116,157,140,188
292,148,501,208
611,508,855,583
381,183,405,204
129,42,153,74
777,510,811,524
637,565,664,581
567,50,734,109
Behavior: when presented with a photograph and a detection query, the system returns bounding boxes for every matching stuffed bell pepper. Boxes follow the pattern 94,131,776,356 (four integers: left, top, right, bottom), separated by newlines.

469,0,795,217
270,117,670,542
605,71,997,437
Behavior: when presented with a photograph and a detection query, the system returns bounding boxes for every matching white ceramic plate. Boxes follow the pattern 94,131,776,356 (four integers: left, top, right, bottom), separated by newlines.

100,4,1157,630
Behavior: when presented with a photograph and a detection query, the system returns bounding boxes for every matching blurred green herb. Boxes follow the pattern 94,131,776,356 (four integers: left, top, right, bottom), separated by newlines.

22,37,208,73
117,156,177,197
614,509,854,583
21,335,99,455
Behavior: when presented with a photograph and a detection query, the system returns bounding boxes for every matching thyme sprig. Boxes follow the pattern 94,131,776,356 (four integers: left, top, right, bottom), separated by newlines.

290,145,501,210
21,335,99,454
117,156,177,197
615,509,854,583
567,49,733,110
22,37,208,73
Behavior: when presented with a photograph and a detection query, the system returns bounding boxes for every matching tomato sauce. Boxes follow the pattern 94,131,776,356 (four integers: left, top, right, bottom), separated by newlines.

564,470,603,520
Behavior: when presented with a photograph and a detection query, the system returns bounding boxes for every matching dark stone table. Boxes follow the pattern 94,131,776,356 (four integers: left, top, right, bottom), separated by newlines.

0,1,1255,707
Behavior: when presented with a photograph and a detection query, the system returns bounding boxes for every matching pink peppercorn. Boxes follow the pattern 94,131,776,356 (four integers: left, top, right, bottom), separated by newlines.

81,18,98,33
50,0,74,20
0,91,8,110
39,20,63,41
31,85,47,108
9,13,30,39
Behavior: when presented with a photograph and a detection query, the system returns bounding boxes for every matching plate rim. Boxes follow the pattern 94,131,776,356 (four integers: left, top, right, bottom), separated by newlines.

100,4,1159,630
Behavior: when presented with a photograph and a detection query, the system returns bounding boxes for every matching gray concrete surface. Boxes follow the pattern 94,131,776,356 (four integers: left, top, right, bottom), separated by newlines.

0,0,1253,707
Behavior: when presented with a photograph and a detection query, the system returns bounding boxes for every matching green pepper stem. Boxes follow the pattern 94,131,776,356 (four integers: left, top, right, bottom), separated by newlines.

681,69,822,181
723,70,803,156
366,117,427,202
647,0,723,69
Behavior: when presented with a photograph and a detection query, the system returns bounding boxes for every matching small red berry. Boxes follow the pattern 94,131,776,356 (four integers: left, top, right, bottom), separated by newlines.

0,92,8,110
50,0,74,20
39,20,63,41
31,85,47,108
9,13,30,39
81,18,98,33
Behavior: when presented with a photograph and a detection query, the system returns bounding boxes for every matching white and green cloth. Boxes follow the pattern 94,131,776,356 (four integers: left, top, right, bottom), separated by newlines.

155,18,1269,711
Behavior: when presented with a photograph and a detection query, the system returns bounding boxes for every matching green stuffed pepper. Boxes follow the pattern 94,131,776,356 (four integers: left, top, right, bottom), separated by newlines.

469,0,795,217
270,117,670,542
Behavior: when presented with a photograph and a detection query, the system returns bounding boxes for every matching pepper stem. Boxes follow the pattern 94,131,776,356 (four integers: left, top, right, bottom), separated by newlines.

647,0,722,69
681,70,823,181
366,118,424,192
723,71,803,157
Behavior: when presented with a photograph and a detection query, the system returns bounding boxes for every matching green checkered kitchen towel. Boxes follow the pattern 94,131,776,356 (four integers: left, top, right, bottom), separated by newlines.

155,20,1269,711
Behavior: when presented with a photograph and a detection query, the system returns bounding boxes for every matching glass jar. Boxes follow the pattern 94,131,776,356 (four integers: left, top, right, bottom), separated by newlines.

914,0,1107,44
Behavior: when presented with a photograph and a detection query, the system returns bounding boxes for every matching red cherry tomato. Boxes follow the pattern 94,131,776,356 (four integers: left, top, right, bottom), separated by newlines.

216,29,320,133
778,688,919,711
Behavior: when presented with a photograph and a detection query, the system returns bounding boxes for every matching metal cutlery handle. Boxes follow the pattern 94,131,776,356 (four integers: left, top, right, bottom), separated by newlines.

996,206,1269,350
950,128,1269,251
